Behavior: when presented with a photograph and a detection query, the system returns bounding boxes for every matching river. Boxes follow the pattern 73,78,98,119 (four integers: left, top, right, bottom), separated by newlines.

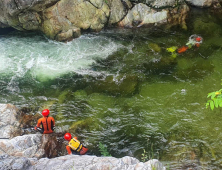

1,8,222,169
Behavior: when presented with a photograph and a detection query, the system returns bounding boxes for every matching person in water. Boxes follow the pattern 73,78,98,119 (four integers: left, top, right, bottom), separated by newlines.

167,35,203,57
34,109,55,134
64,132,88,155
177,35,203,54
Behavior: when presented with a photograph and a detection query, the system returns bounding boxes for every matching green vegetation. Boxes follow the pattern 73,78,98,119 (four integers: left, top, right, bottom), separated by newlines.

99,142,111,156
206,81,222,110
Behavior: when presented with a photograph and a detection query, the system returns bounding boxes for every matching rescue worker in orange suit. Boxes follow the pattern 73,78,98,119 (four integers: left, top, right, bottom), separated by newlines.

34,109,55,134
64,133,88,155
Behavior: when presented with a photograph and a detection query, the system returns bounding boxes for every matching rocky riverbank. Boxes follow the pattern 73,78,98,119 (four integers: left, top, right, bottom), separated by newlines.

0,0,221,41
0,104,166,169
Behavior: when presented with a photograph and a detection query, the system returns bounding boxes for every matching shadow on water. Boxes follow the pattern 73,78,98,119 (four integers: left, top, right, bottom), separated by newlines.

0,27,16,35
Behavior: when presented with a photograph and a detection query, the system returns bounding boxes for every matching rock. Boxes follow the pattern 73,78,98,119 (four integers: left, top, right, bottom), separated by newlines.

185,0,214,7
0,154,166,170
0,134,61,159
0,134,43,158
167,4,190,30
0,154,34,170
108,0,131,25
0,104,22,139
148,43,162,52
87,75,138,96
119,3,168,28
145,0,184,8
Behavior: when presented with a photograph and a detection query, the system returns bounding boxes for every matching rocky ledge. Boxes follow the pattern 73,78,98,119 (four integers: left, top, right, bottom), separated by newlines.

1,0,221,41
0,104,166,170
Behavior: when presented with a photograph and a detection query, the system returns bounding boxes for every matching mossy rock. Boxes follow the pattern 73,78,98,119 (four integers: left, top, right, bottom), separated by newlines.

73,90,88,100
69,118,93,133
58,89,73,103
86,75,138,96
174,57,214,80
148,43,161,53
143,56,177,74
87,93,115,111
193,18,221,36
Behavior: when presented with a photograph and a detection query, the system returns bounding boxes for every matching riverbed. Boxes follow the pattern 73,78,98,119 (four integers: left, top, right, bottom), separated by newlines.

1,8,222,169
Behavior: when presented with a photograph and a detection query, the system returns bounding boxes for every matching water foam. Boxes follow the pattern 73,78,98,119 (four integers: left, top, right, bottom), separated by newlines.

0,33,122,84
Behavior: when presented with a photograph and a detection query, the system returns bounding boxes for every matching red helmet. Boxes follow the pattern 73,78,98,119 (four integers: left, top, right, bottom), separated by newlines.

42,109,50,117
64,133,72,141
196,37,201,42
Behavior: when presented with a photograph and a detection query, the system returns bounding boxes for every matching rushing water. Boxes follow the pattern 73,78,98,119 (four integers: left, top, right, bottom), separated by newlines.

1,8,222,169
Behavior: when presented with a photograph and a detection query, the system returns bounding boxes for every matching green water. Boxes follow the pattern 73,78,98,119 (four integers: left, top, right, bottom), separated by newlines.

1,8,222,169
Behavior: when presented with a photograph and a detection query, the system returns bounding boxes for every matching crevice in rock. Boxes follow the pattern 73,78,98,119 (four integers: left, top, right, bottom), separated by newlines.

13,0,19,10
87,0,100,9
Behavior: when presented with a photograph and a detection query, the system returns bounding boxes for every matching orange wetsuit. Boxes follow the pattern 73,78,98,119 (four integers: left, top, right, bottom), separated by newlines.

66,137,88,155
36,116,55,134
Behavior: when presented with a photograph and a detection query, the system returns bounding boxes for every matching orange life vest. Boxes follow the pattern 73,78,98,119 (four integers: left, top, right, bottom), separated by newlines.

36,116,55,134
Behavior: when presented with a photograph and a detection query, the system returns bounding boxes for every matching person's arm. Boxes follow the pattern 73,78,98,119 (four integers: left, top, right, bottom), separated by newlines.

66,145,72,155
51,117,55,130
34,119,41,130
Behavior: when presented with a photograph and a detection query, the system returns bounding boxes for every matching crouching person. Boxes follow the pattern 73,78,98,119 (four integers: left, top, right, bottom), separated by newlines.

64,133,88,155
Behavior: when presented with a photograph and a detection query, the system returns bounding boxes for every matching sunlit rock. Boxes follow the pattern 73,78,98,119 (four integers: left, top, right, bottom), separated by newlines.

0,154,166,170
108,0,131,25
145,0,184,8
0,104,22,139
119,3,168,27
185,0,213,7
0,134,61,158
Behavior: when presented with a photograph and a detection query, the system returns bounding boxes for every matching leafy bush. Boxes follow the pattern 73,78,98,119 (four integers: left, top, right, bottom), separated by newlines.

99,142,111,156
206,88,222,110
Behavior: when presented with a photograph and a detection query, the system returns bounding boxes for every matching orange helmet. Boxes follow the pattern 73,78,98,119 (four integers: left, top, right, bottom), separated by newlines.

42,109,50,117
64,133,72,141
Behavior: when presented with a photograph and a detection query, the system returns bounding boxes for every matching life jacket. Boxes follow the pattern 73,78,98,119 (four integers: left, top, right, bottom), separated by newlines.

68,138,83,152
37,116,55,134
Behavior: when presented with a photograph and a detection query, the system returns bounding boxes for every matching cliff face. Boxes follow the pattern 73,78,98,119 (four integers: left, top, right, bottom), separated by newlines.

0,0,220,41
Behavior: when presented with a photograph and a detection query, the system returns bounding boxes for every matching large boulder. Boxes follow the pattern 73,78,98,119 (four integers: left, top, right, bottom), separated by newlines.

0,154,166,170
0,134,60,159
119,3,168,27
0,104,22,139
108,0,132,25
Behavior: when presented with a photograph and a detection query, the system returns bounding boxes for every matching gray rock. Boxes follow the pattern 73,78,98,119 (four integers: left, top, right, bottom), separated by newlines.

185,0,214,7
32,155,165,170
108,0,132,25
119,3,168,27
0,104,22,139
145,0,184,8
0,134,43,158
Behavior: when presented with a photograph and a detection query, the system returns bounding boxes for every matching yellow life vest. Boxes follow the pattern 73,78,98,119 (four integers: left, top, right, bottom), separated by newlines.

68,138,82,152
